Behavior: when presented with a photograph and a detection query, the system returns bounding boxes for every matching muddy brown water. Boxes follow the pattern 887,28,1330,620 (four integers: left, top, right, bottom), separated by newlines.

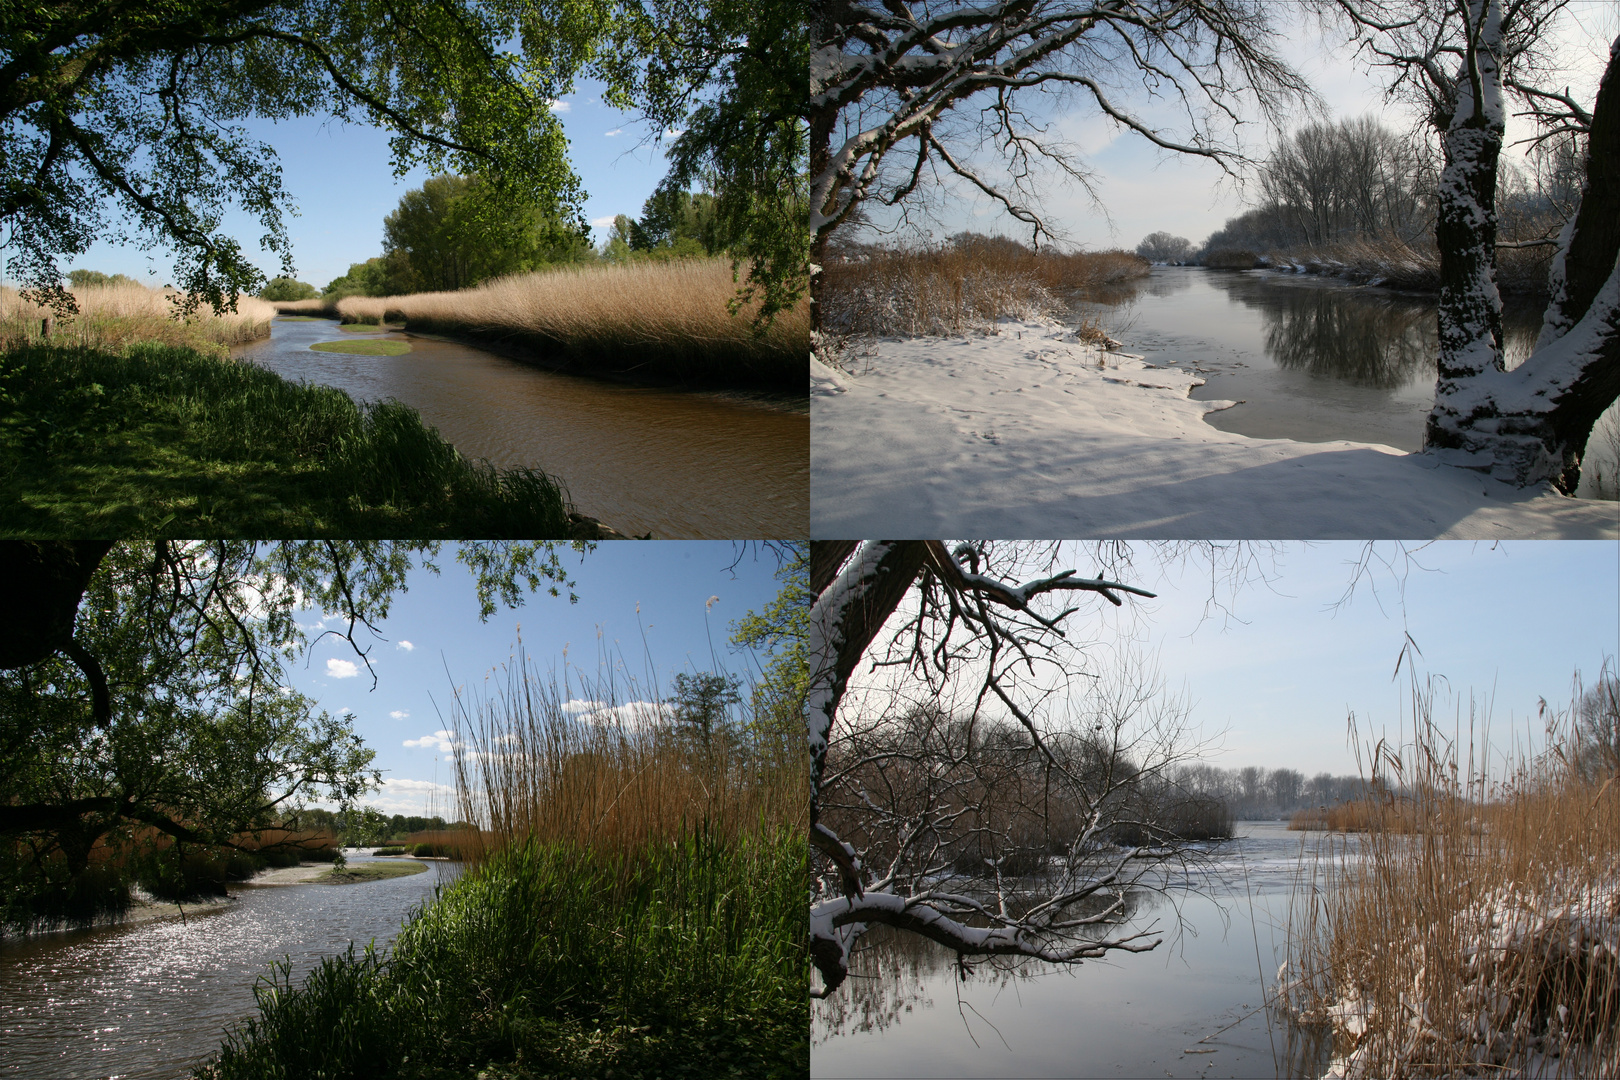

234,318,808,538
0,853,461,1079
1074,267,1618,499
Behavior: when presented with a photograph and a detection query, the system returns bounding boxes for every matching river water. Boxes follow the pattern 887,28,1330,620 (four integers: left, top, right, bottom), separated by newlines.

812,823,1350,1080
233,318,809,538
1075,268,1619,499
0,854,460,1080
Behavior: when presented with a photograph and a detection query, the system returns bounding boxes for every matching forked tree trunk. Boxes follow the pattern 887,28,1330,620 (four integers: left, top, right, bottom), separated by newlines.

1425,18,1620,492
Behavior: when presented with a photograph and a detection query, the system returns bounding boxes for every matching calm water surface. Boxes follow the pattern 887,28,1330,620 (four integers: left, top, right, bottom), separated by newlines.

234,318,808,538
1077,268,1617,498
812,823,1353,1079
0,854,460,1079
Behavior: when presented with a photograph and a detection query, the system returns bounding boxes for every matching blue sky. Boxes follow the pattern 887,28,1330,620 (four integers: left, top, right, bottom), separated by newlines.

1090,541,1620,779
62,77,676,292
848,3,1617,253
285,542,791,816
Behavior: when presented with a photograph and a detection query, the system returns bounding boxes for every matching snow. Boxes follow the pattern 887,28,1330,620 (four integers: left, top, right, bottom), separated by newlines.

812,320,1619,538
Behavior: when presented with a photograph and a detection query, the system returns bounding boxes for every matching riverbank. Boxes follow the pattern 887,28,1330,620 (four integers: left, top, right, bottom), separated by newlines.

811,317,1619,537
1203,236,1554,296
276,258,807,393
0,342,578,537
2,282,274,357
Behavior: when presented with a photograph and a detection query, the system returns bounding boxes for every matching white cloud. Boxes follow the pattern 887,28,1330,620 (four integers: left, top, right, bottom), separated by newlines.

390,710,410,720
590,216,618,228
326,658,359,679
396,640,415,652
561,699,673,731
604,128,623,137
548,98,571,113
403,729,457,751
354,778,457,816
662,127,686,139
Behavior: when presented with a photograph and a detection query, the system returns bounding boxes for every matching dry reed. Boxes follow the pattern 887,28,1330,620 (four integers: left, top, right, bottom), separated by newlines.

1260,234,1556,296
318,258,805,388
821,242,1148,338
447,648,805,872
0,283,274,357
1282,677,1620,1077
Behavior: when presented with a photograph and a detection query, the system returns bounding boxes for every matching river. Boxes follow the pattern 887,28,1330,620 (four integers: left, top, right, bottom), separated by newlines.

1075,268,1619,499
812,823,1349,1079
232,318,809,538
0,853,460,1080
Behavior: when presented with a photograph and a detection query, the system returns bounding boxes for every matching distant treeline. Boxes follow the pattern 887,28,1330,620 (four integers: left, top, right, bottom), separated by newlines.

1173,763,1367,821
1133,114,1582,292
257,176,732,304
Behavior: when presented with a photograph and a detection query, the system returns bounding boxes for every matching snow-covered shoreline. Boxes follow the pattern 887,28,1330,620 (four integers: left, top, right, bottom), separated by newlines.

812,319,1619,538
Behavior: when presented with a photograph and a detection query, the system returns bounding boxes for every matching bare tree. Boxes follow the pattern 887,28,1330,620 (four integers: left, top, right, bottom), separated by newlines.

1322,0,1620,491
806,0,1313,333
1137,231,1197,263
807,540,1269,996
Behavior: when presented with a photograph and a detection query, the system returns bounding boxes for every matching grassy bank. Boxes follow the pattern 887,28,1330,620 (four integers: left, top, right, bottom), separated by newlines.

0,343,574,537
2,283,275,357
314,862,428,885
822,240,1148,338
204,663,807,1079
278,259,807,391
1281,680,1619,1077
1250,235,1556,296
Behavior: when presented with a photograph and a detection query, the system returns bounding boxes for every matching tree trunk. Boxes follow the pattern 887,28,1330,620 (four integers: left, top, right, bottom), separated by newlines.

0,540,115,669
1424,27,1620,491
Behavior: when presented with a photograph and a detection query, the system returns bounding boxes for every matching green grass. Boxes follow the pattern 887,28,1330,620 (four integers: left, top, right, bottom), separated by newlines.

371,846,409,858
204,828,808,1079
337,323,400,333
314,862,428,885
0,343,573,536
274,315,330,322
310,338,410,355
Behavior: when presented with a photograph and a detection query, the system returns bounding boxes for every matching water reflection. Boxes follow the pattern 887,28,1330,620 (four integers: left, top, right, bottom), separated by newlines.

812,824,1340,1079
1255,288,1437,389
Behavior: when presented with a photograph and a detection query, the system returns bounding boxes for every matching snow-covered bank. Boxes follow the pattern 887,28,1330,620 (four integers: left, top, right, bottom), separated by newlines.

812,320,1618,538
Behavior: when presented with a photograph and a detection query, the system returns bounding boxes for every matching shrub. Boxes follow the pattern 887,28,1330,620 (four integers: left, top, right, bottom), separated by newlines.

1203,249,1260,270
372,846,408,857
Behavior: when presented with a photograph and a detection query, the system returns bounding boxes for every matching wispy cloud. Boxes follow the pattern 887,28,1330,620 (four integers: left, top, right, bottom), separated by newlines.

662,127,686,139
604,128,623,137
396,640,415,652
326,658,359,679
404,729,457,752
548,98,571,113
561,699,673,731
590,216,618,228
390,710,410,720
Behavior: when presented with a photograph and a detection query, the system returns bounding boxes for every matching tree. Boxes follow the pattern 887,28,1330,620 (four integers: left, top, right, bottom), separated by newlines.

1572,664,1619,780
807,0,1312,335
729,541,809,743
808,540,1247,996
382,174,592,294
668,671,745,744
0,0,626,313
323,258,395,301
259,276,318,301
1136,232,1197,264
0,540,591,910
1321,1,1620,491
66,269,138,289
633,0,808,322
633,188,723,257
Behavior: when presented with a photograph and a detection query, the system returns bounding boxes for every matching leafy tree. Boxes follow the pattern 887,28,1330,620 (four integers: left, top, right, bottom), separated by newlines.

323,258,396,300
382,173,592,293
598,215,637,263
258,276,318,301
668,671,744,744
66,269,138,289
0,540,590,916
0,0,619,314
635,187,722,255
729,541,808,742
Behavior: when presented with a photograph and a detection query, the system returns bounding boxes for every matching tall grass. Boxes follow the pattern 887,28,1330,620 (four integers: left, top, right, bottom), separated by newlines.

1258,234,1556,295
203,661,808,1079
1,342,575,536
1282,678,1620,1077
1,283,274,357
821,241,1147,337
279,259,806,389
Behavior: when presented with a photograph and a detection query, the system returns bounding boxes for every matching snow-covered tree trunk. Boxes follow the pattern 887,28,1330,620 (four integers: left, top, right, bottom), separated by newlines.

1424,17,1620,490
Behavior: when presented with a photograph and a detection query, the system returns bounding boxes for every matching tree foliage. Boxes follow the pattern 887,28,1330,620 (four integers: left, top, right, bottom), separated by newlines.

728,541,808,743
0,540,591,915
258,275,318,301
0,0,615,313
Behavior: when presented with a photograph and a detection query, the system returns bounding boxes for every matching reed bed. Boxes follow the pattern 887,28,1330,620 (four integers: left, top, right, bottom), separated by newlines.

1288,796,1423,834
324,258,806,389
1281,679,1620,1078
820,242,1147,338
1,283,275,357
1259,235,1556,296
205,658,808,1079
